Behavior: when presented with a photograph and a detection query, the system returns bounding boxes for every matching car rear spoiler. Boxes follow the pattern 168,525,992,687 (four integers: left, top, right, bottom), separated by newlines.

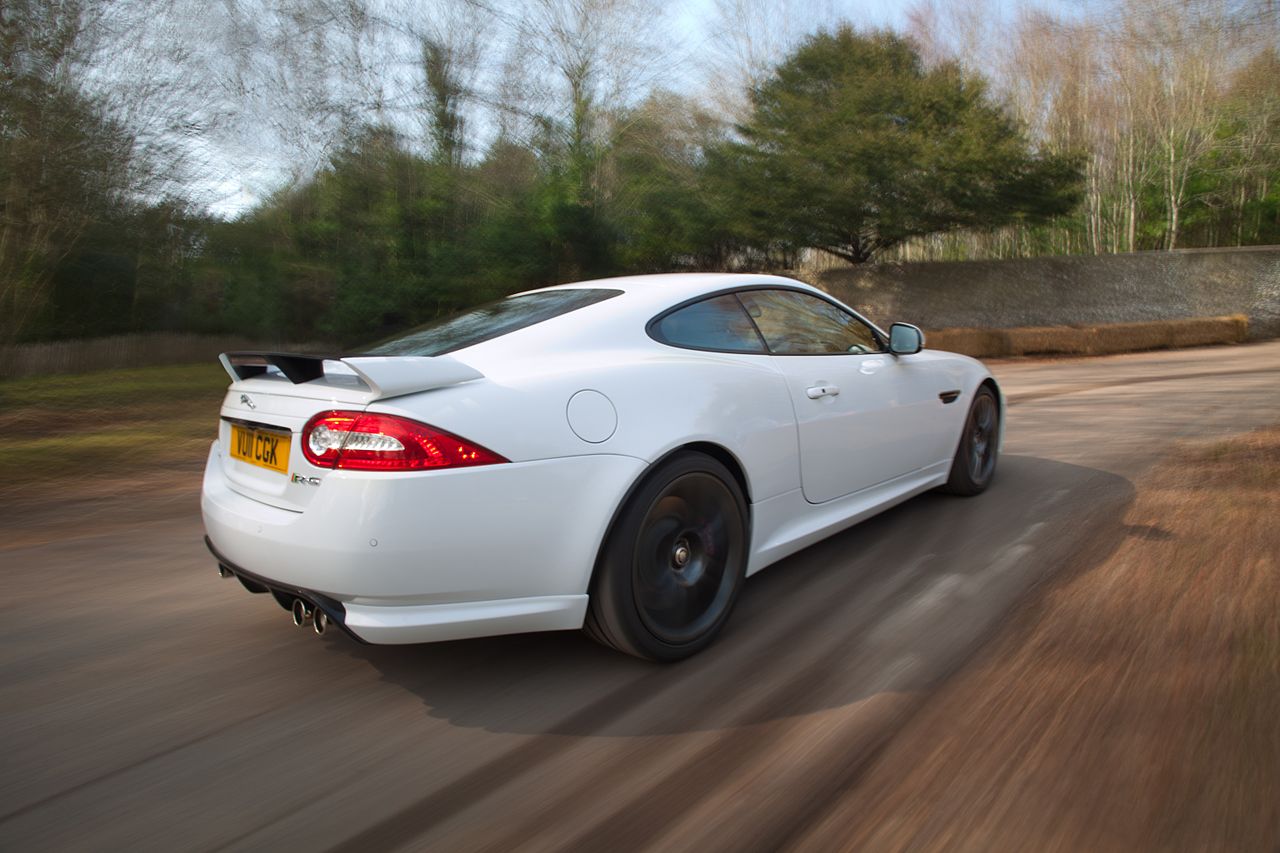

219,352,484,400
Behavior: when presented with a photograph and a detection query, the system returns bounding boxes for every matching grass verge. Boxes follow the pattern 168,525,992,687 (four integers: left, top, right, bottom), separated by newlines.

0,363,229,500
811,426,1280,851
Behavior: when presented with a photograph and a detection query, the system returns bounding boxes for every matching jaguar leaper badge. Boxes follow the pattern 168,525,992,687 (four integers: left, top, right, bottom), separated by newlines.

240,393,256,409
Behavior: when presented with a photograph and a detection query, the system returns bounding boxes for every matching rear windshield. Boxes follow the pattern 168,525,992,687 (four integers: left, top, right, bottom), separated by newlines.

364,288,622,357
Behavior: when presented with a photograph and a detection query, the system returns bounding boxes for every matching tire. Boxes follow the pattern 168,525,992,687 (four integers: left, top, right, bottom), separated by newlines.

585,452,748,662
942,385,999,496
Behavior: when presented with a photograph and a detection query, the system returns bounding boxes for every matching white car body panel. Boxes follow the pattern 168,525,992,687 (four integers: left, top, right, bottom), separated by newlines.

770,349,953,502
747,460,951,574
202,273,1000,644
204,447,646,602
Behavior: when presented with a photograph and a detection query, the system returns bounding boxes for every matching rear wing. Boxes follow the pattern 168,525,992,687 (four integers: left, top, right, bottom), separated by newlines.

219,352,483,400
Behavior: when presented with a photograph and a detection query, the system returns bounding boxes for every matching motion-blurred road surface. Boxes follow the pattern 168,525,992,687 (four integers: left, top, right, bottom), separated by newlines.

4,342,1280,852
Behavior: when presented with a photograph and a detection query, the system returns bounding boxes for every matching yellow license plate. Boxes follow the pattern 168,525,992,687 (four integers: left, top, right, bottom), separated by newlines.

229,424,291,474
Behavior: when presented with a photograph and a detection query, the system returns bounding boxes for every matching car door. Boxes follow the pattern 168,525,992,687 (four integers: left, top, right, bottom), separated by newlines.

737,288,942,504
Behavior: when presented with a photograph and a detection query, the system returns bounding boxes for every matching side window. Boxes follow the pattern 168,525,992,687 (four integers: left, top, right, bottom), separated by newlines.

651,294,767,354
737,289,883,355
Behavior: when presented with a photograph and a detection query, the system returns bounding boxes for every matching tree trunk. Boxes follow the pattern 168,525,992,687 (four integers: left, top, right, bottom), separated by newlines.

1166,125,1179,251
819,239,876,264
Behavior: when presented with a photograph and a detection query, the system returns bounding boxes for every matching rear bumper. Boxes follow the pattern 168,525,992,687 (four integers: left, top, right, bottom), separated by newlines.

345,593,588,644
201,442,643,644
206,536,588,644
206,536,361,641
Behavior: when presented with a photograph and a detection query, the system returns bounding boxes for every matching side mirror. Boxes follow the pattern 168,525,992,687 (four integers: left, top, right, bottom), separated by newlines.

888,323,924,355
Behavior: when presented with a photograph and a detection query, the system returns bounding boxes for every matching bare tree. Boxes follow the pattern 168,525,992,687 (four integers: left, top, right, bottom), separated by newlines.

505,0,670,194
0,0,211,342
899,0,1280,260
1117,0,1228,248
698,0,837,122
1217,49,1280,244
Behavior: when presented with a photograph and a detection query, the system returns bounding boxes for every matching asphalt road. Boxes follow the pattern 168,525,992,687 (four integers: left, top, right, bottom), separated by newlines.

4,342,1280,852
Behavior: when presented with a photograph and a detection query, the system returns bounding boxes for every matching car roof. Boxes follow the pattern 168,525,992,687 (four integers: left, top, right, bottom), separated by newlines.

438,272,861,366
516,273,824,313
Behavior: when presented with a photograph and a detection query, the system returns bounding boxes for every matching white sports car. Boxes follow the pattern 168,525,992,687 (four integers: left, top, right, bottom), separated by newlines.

202,273,1002,660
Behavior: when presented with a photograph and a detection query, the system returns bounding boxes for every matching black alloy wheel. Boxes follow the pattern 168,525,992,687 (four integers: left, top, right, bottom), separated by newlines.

943,385,1000,496
586,452,748,661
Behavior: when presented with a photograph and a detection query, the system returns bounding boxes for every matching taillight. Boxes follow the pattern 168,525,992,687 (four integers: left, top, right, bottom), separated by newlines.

301,410,507,471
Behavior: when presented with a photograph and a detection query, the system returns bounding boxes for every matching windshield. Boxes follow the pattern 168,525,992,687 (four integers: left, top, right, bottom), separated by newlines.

364,289,622,356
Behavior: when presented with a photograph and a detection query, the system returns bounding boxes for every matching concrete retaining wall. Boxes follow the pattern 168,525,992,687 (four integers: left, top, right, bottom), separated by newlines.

812,246,1280,341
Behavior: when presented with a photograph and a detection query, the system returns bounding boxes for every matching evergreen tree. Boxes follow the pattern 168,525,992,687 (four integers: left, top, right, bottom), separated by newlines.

719,27,1083,263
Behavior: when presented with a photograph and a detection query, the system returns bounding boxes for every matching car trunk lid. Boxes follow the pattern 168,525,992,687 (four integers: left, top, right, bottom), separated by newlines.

215,352,484,511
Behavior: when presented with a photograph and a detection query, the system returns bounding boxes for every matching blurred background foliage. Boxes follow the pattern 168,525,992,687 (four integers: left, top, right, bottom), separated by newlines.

1,0,1277,347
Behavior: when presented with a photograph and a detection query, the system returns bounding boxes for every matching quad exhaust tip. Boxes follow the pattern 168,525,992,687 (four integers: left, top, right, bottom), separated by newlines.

291,598,312,627
290,598,330,636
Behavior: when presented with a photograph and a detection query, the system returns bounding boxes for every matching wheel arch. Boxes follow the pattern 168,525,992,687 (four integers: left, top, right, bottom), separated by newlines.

977,376,1005,452
585,441,753,596
677,441,753,505
977,375,1001,411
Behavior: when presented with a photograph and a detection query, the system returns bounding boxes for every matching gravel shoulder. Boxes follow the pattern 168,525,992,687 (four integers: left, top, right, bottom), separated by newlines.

798,426,1280,852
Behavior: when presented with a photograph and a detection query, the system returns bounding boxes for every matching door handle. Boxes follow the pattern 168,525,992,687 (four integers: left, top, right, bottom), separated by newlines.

806,384,840,399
